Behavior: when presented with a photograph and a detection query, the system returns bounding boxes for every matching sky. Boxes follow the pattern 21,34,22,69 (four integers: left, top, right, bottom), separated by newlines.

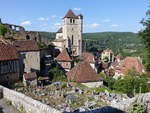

0,0,149,33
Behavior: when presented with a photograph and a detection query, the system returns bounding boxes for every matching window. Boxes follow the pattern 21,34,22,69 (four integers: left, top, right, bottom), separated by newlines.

70,19,72,23
26,35,30,40
72,35,74,45
73,19,75,24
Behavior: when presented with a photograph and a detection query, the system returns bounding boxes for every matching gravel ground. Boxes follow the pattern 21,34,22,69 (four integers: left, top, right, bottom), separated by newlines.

0,99,19,113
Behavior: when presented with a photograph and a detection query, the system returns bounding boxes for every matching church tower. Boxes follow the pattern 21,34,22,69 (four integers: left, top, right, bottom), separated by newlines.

63,9,83,56
53,9,83,56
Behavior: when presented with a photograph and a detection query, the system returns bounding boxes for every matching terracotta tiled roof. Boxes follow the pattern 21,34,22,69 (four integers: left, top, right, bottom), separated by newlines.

0,41,18,61
122,57,145,74
13,40,39,52
113,57,145,74
81,52,95,63
66,61,102,83
24,72,37,80
64,9,78,18
56,49,72,61
57,27,63,33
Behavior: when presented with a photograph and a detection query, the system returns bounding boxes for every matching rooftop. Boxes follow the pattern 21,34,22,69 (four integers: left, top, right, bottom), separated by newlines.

0,41,18,61
13,40,39,52
56,49,72,61
66,61,102,83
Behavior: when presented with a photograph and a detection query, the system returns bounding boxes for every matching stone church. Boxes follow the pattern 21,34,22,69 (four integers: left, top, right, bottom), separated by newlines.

52,9,83,56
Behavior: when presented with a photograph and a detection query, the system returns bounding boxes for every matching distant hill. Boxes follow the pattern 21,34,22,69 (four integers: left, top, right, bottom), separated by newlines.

83,32,145,57
39,31,145,57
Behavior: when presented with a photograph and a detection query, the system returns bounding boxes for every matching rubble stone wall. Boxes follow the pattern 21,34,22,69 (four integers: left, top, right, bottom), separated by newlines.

111,93,150,112
0,85,61,113
81,81,103,88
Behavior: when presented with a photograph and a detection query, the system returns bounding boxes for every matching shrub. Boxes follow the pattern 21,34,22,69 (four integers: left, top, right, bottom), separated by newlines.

113,76,149,94
49,67,67,82
129,102,146,113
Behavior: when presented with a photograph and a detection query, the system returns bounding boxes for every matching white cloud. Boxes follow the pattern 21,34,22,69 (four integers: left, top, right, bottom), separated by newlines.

20,21,31,26
103,19,111,22
39,23,48,27
51,15,56,18
87,23,100,28
54,23,62,27
37,17,49,21
74,8,81,11
111,24,120,27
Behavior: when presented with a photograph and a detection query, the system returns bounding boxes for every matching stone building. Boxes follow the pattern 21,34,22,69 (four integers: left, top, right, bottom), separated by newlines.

13,40,40,77
101,49,114,62
0,41,19,84
66,61,103,88
55,49,72,72
52,9,83,56
0,19,50,44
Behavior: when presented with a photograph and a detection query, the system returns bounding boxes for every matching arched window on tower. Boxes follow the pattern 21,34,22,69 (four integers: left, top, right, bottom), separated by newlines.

73,19,75,24
26,35,30,40
70,19,72,23
72,35,74,45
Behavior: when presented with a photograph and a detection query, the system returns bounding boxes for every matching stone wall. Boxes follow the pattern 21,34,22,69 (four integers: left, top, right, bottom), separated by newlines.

111,93,150,112
0,85,61,113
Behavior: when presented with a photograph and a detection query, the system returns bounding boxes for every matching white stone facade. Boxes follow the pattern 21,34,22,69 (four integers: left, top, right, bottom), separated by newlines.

53,10,83,56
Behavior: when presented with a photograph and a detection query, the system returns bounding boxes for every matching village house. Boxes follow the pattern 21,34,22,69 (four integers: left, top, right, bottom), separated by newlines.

101,49,114,62
109,57,145,79
55,49,72,72
52,9,83,56
23,72,37,87
0,41,19,84
13,40,40,78
81,52,97,72
66,61,103,88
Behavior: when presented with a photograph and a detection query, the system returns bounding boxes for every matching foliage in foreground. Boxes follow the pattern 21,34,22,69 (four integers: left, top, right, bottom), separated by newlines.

100,72,150,94
129,102,146,113
139,6,150,71
48,66,67,82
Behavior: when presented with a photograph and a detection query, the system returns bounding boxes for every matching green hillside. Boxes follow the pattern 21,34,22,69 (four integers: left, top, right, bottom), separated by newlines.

39,31,145,57
83,32,145,57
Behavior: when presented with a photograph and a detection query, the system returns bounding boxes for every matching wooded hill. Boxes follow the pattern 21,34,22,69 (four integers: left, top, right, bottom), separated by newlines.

39,31,145,57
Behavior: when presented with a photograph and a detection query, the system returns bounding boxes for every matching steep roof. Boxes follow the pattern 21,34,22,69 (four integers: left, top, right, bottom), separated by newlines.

56,49,72,61
0,41,18,61
64,9,77,19
81,52,95,63
57,27,63,33
13,40,39,52
66,61,102,83
24,72,37,80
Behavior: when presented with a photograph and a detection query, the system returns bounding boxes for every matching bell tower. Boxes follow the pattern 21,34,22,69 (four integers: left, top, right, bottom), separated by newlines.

63,9,83,56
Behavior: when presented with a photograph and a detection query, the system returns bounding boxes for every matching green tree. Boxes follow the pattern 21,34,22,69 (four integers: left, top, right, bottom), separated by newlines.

48,67,67,82
139,6,150,71
0,24,7,36
113,76,149,94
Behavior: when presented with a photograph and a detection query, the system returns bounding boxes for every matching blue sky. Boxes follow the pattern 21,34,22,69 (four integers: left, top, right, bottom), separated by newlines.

0,0,149,33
